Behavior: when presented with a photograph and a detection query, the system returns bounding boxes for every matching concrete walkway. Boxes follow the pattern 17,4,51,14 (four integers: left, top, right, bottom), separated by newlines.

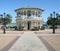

8,31,48,51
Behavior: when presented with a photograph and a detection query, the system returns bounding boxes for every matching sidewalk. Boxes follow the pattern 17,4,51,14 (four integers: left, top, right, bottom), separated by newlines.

8,31,48,51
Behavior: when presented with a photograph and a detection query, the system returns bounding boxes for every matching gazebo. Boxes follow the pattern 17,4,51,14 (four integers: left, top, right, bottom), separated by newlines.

15,7,44,30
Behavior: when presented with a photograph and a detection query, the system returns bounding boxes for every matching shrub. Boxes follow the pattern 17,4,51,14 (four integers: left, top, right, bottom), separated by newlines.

18,26,24,31
40,26,45,30
31,27,40,31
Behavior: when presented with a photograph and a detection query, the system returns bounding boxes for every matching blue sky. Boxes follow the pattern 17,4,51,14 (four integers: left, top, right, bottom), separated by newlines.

0,0,60,23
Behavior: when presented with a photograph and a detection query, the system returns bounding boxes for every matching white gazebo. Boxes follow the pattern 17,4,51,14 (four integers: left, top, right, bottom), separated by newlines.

15,7,44,30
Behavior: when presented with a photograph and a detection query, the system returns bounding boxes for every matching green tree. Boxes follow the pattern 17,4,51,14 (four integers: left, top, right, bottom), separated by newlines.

5,14,12,24
0,14,12,25
47,14,60,26
47,17,53,26
0,14,3,23
47,17,58,26
57,15,60,25
47,12,60,33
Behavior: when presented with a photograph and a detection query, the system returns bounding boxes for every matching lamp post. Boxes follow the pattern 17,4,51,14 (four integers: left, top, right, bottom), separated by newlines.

0,13,6,34
50,12,58,34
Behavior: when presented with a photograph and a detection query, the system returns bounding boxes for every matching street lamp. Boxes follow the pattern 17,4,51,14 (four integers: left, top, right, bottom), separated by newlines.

50,12,58,34
0,13,6,34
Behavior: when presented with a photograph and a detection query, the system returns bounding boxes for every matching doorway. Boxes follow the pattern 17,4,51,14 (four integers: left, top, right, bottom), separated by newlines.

27,21,31,30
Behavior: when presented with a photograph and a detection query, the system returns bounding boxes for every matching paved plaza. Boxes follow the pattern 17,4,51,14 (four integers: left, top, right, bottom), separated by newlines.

8,32,48,51
0,31,60,51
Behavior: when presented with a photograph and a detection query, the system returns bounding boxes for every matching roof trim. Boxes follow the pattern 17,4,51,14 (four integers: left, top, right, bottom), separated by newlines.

15,7,44,12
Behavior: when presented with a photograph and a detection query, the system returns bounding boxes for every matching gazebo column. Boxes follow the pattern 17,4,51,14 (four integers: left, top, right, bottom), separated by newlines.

17,13,18,16
38,21,40,27
26,10,28,18
40,20,42,28
22,11,24,19
34,10,35,17
24,11,26,18
26,10,27,19
24,21,26,30
35,21,36,27
20,11,23,18
37,11,38,17
20,11,22,17
31,10,33,17
17,21,21,30
35,11,37,17
31,21,34,29
17,12,20,17
16,22,19,30
36,21,38,27
20,11,21,16
32,11,34,17
31,10,32,17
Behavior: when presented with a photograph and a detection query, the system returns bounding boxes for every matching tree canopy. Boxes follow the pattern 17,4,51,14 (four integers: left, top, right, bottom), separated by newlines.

47,13,60,26
0,14,12,25
5,14,12,24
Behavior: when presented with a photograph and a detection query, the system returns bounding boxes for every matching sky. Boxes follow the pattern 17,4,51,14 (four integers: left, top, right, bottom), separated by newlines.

0,0,60,23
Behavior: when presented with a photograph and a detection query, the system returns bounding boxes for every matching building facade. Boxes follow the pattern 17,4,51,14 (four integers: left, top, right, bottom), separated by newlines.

15,7,44,30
